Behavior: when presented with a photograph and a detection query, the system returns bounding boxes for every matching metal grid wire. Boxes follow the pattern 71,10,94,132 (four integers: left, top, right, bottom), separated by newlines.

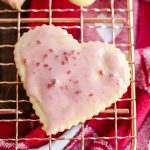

0,0,136,149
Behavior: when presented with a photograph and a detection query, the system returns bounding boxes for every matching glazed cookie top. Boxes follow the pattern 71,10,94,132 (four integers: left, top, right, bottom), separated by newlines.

69,0,96,6
14,25,130,134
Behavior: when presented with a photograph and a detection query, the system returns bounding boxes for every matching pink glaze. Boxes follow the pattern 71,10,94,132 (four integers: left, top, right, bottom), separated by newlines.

15,25,130,134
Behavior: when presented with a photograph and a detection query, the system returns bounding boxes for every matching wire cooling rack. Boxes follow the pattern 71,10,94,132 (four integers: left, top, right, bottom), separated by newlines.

0,0,136,149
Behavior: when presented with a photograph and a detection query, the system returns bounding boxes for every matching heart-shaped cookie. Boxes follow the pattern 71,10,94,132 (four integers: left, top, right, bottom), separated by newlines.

2,0,25,9
14,25,130,135
69,0,96,6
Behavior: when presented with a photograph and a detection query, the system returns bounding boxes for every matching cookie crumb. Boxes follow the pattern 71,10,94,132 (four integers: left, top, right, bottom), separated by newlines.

23,58,26,64
36,62,40,66
47,79,56,88
89,93,93,97
49,49,53,53
74,90,82,94
55,55,59,59
66,70,71,74
43,54,48,59
61,60,65,65
109,73,113,78
36,40,41,44
98,70,103,76
73,80,79,84
44,64,48,67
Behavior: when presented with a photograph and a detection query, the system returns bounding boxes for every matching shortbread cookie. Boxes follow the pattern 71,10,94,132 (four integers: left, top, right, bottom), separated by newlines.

14,25,130,135
1,0,25,9
69,0,96,6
